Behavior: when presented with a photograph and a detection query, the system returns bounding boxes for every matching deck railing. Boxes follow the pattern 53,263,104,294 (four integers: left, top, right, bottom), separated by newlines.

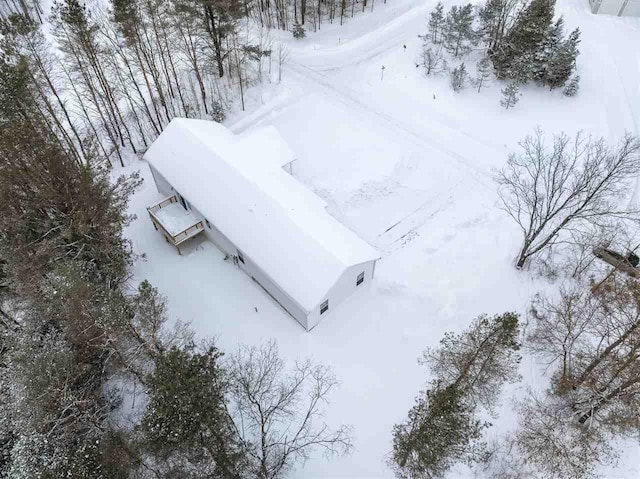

148,195,178,215
173,221,205,245
147,195,204,253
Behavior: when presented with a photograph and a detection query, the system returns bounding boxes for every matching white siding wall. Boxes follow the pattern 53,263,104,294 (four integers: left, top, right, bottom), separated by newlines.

307,260,376,331
149,165,173,197
148,164,310,329
199,210,310,329
236,255,310,330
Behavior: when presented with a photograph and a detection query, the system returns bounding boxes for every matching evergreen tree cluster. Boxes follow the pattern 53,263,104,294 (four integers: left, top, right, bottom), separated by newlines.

486,0,580,90
0,53,142,475
421,0,580,96
450,63,468,92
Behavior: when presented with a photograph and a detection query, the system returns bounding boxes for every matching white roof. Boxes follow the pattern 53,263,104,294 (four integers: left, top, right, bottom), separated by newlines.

144,118,380,312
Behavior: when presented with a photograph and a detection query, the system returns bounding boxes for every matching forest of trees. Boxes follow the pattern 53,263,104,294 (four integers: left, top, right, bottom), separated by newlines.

0,0,384,170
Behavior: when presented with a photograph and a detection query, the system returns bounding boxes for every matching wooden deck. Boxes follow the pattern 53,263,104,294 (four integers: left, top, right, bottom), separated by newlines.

147,195,205,254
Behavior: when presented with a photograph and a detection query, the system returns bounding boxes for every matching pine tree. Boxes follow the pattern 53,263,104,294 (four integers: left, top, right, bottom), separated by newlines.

201,0,246,78
391,313,521,477
501,81,520,109
140,345,246,478
428,2,445,44
0,14,88,163
450,62,468,92
532,16,564,84
478,0,513,51
563,74,579,96
443,4,476,58
491,0,555,80
392,383,487,479
544,27,580,90
211,100,226,122
475,56,493,92
293,22,305,38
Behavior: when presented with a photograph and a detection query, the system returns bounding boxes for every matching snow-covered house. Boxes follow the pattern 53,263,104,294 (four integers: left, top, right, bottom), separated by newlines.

589,0,640,16
144,118,380,331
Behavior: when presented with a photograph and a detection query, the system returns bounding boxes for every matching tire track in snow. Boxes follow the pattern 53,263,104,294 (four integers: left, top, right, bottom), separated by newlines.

289,0,510,155
283,62,494,250
288,1,430,72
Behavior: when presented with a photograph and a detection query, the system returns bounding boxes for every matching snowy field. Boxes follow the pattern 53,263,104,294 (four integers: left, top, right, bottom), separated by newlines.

126,0,640,477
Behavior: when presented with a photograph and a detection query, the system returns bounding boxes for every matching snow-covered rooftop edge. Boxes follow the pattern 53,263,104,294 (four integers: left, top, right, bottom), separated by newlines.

144,118,380,312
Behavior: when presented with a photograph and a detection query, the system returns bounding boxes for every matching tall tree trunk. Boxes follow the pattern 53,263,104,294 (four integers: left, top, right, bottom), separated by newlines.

27,45,88,162
134,42,167,128
138,29,172,121
204,5,225,78
158,16,189,117
58,59,111,163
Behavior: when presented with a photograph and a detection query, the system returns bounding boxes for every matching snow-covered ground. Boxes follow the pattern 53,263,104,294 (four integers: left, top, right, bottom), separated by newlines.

126,0,640,477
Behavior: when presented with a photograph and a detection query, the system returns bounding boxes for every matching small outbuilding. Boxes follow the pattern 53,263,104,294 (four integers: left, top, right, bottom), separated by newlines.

589,0,640,16
144,118,380,331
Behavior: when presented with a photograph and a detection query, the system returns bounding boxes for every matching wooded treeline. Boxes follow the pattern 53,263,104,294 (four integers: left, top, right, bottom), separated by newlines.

1,0,386,169
1,0,275,168
421,0,581,103
251,0,388,31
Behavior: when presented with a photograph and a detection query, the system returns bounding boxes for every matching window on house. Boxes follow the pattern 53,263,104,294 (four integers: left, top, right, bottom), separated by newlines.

237,250,245,264
320,300,329,315
357,272,365,286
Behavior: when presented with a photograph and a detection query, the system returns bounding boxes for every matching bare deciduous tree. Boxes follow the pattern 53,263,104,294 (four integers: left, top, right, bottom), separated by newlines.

527,286,596,384
420,45,447,76
533,222,637,281
529,277,640,431
515,391,617,479
478,435,531,479
495,129,640,269
228,341,352,479
277,43,289,83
